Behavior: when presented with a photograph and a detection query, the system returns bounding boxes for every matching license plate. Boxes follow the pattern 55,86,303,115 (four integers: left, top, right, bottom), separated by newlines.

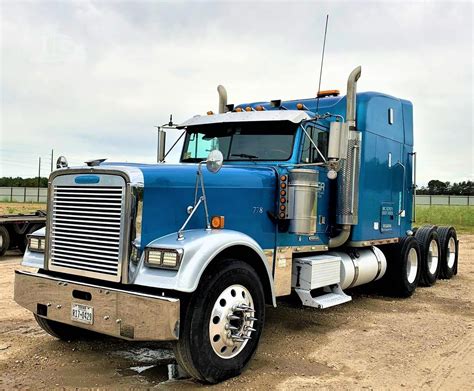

71,303,93,324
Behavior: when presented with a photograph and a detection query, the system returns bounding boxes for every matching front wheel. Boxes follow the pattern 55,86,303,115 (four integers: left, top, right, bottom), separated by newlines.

174,259,265,384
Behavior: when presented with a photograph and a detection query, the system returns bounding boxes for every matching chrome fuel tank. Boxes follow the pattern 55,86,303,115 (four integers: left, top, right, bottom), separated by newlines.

288,169,318,235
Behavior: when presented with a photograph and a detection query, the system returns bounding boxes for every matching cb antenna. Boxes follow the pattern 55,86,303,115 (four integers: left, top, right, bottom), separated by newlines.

316,14,329,114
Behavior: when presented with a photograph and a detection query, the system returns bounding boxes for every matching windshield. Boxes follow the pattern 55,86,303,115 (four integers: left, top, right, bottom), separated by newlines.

180,121,297,162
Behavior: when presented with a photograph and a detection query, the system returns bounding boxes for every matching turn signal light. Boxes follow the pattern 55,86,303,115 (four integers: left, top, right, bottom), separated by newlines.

280,197,286,203
280,190,286,196
281,182,286,189
280,175,287,181
211,215,225,229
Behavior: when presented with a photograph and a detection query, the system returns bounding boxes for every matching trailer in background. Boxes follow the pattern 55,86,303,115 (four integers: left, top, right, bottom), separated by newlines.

0,211,46,256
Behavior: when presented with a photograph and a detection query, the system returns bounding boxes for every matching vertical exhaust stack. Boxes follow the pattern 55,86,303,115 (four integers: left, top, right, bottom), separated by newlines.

217,85,228,113
329,66,362,248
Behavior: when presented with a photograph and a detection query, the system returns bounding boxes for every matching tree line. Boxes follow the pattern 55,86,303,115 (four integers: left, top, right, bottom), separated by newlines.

0,177,49,187
417,180,473,195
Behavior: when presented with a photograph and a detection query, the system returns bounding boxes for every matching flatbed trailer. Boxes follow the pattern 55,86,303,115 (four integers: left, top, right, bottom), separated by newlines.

0,211,46,256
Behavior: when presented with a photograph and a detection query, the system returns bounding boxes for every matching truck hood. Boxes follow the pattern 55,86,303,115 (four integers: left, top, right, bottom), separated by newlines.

135,163,278,250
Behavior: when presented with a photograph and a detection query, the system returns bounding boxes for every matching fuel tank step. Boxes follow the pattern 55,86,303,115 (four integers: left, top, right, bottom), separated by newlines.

295,284,352,309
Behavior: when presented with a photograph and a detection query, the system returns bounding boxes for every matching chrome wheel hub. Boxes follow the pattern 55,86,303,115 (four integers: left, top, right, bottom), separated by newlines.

447,237,456,268
0,236,3,247
407,247,418,284
209,284,256,359
427,239,439,275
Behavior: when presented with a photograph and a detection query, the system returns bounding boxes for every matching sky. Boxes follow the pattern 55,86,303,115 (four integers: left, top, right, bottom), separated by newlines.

0,0,472,186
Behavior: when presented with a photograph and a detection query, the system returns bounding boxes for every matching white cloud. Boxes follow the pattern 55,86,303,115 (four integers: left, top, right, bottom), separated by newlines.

0,0,472,184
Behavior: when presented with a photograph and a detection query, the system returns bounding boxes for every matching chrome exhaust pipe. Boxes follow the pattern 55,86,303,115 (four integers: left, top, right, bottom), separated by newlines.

217,85,228,113
329,66,362,248
346,66,361,128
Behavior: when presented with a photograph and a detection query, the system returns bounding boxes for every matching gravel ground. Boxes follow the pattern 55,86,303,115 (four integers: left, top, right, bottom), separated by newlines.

0,235,472,390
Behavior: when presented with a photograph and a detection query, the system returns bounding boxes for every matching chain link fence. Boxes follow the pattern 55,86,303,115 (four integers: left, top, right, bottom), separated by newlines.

0,187,48,203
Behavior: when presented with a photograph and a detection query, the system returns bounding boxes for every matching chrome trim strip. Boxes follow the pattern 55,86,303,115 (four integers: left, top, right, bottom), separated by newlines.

348,238,399,247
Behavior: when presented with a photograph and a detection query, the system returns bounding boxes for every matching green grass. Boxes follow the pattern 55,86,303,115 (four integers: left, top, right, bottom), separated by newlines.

415,206,474,234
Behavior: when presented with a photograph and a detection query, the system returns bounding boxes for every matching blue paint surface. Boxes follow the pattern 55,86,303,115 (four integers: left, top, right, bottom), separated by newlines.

111,91,413,250
74,175,100,184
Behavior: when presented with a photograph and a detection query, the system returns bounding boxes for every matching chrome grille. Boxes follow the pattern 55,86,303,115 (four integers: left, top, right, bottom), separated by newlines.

49,185,125,280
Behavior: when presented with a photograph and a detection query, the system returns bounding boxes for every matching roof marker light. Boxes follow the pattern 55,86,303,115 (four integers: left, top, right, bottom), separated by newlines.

235,107,243,112
317,89,340,98
245,106,252,112
256,105,265,111
207,110,214,115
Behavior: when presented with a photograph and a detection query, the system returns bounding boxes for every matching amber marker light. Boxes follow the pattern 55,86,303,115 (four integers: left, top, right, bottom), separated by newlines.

245,106,252,112
256,105,265,111
280,197,286,203
296,103,304,110
235,107,243,112
211,216,225,229
280,190,286,196
280,175,287,181
207,110,214,115
280,205,286,211
281,182,286,189
279,212,285,219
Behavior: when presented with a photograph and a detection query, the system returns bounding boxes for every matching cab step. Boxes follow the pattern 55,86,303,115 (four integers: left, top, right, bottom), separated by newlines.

295,284,352,309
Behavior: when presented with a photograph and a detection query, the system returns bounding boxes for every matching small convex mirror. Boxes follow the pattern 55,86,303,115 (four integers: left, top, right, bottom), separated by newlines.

56,156,68,169
206,150,224,173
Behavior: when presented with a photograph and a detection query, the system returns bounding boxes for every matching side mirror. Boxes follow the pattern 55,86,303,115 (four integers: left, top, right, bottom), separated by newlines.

157,128,167,162
206,150,224,173
56,156,68,169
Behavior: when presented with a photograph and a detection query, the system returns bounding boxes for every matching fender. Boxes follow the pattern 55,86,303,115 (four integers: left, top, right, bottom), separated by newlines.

132,229,276,306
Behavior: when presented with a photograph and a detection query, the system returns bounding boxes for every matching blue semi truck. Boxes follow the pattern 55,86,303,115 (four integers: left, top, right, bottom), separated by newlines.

14,67,459,383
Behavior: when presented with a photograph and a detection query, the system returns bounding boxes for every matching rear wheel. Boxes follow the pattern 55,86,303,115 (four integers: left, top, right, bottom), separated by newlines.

34,315,97,340
380,236,421,297
437,226,458,279
0,226,10,256
414,225,441,286
174,259,265,383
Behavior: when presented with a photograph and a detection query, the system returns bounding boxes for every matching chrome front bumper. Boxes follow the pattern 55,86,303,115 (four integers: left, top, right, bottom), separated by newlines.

14,270,180,341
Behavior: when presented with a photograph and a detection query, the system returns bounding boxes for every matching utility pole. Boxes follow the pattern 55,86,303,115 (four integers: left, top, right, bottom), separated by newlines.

51,149,54,172
37,157,41,202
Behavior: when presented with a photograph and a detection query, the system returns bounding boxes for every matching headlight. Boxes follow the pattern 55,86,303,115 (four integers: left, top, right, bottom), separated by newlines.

145,248,183,270
28,236,45,252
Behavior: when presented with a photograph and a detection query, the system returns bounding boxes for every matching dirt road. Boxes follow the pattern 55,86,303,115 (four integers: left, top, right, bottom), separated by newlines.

1,236,472,390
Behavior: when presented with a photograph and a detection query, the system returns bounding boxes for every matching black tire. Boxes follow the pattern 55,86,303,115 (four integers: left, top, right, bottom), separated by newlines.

34,314,97,340
380,236,421,297
0,226,10,257
437,226,458,279
174,259,265,384
414,225,441,286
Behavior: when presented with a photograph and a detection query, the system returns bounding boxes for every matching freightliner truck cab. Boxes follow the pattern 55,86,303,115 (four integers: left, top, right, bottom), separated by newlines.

14,67,459,383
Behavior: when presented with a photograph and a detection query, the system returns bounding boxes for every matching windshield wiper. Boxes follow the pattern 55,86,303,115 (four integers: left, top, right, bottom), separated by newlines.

231,153,258,160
